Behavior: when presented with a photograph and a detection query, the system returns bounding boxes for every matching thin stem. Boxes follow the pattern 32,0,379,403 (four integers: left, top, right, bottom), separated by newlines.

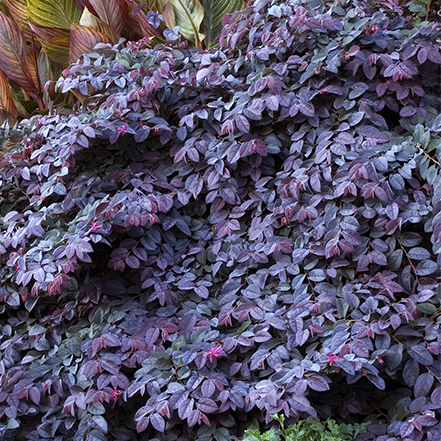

416,144,440,167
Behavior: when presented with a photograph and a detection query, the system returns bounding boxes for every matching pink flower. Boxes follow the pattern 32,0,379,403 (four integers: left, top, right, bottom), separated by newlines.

319,88,327,94
90,221,102,231
117,125,127,135
328,352,341,366
376,356,384,364
111,387,122,402
204,347,222,362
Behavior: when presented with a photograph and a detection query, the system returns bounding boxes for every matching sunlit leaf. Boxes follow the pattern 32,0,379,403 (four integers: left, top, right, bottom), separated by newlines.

27,0,81,29
26,49,42,95
79,7,119,42
0,70,18,119
28,20,70,65
70,23,112,63
202,0,244,48
168,0,204,46
0,12,37,93
85,0,128,36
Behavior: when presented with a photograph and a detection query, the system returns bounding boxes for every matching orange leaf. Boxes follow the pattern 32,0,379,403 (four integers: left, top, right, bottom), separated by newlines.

69,23,112,63
0,12,37,93
0,70,18,118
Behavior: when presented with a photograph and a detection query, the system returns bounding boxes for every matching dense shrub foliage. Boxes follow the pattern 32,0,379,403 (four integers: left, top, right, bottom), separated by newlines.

1,0,441,440
244,414,369,441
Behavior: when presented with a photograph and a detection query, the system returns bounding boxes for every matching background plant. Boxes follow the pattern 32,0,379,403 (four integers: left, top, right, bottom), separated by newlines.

244,414,369,441
0,0,441,440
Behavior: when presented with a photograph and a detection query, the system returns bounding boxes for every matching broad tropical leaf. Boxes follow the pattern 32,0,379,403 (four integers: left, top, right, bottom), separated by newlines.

0,70,19,120
168,0,204,46
85,0,128,36
202,0,244,48
162,0,176,30
0,12,37,93
28,21,70,65
8,82,36,117
6,0,34,43
27,0,81,29
70,23,112,63
37,50,61,105
145,0,167,10
79,7,119,42
73,0,88,11
26,49,42,95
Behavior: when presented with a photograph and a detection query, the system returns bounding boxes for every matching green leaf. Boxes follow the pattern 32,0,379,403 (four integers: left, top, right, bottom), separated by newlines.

27,0,81,29
417,302,437,315
201,0,244,48
168,0,204,46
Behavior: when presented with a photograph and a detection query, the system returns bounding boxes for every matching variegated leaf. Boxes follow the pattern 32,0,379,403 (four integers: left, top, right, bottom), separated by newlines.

0,70,18,119
69,23,111,63
28,20,70,65
27,0,81,29
0,12,37,93
168,0,204,46
79,7,119,42
202,0,244,48
86,0,128,36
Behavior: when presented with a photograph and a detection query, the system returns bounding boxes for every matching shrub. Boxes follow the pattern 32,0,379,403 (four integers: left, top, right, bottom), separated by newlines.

244,414,369,441
1,0,441,440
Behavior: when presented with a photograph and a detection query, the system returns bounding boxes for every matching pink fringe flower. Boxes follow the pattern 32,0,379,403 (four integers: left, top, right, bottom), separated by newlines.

328,352,341,366
117,125,127,135
204,347,222,362
90,221,102,231
111,387,122,402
